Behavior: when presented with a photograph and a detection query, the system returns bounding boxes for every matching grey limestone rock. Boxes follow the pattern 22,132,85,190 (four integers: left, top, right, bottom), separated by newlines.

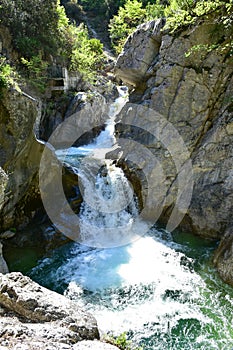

213,226,233,286
115,19,165,86
0,272,99,341
0,276,120,349
0,243,8,274
0,89,43,230
115,13,233,240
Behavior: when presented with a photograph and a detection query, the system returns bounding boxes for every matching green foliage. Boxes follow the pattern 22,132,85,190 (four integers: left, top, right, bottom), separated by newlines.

57,1,69,28
165,0,233,33
165,0,233,57
0,57,16,91
109,0,147,53
104,332,143,350
0,0,60,58
15,37,40,58
109,0,233,55
108,0,166,53
69,24,104,81
21,55,48,92
80,0,125,18
145,3,165,21
0,0,104,89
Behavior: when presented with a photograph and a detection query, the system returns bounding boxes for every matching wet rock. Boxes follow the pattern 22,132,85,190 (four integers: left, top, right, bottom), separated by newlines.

0,231,16,239
40,91,108,147
213,227,233,286
0,272,99,341
62,164,82,214
0,243,8,274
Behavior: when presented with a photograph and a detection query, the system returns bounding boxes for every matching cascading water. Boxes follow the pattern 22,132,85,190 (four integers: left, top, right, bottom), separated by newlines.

28,87,233,349
55,86,144,248
78,161,140,247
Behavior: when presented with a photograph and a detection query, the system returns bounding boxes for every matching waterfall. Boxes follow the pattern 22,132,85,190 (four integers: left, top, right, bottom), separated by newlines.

78,160,139,247
31,87,233,350
55,86,144,247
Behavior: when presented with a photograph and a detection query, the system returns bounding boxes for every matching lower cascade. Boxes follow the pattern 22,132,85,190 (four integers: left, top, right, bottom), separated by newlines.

30,87,233,349
78,161,140,248
29,230,233,349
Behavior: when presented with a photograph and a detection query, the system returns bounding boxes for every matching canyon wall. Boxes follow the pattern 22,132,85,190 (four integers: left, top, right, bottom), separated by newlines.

115,17,233,283
0,89,43,231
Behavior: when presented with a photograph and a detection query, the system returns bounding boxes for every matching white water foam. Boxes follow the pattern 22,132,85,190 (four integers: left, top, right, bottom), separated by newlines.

50,85,233,349
55,85,128,160
55,86,147,247
59,230,208,339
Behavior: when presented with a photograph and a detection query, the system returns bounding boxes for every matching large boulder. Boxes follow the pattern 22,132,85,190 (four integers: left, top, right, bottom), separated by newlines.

40,91,108,145
0,272,99,344
115,19,165,87
0,311,116,349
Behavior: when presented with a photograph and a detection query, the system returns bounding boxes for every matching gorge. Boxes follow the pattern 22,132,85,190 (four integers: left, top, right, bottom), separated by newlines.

0,1,233,349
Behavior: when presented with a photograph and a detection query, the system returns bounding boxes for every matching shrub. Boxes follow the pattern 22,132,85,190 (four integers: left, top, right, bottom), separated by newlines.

69,24,104,81
21,54,48,92
0,0,60,58
109,0,233,54
109,0,147,53
0,57,15,92
104,332,143,350
80,0,125,18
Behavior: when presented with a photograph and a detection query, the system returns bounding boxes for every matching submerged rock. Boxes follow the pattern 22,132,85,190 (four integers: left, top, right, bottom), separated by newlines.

0,230,16,239
0,272,99,347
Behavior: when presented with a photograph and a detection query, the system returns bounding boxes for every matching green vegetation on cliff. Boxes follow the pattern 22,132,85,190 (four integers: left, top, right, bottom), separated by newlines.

109,0,233,53
0,0,65,57
0,0,104,92
0,57,15,91
0,0,232,93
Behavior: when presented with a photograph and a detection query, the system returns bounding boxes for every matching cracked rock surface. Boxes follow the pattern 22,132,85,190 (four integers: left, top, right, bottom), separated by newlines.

0,272,103,349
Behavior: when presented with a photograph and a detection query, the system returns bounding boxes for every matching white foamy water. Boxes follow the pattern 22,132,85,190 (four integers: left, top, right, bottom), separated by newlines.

55,85,128,161
63,231,206,330
55,86,146,248
29,228,233,349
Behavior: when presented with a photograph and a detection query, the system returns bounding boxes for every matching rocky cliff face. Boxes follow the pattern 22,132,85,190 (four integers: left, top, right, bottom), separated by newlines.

115,16,233,281
0,89,43,231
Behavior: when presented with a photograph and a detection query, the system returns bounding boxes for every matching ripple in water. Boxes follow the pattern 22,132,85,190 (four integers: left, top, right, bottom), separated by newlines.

29,228,233,350
36,87,233,348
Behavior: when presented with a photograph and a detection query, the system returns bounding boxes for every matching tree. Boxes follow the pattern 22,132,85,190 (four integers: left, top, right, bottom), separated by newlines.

0,0,62,57
109,0,147,52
